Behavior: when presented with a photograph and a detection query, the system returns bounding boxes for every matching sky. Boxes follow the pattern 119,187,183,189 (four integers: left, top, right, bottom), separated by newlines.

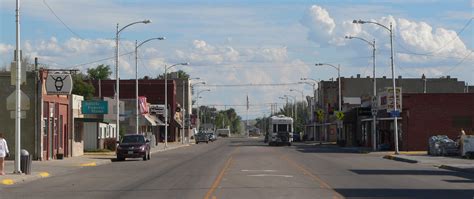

0,0,473,119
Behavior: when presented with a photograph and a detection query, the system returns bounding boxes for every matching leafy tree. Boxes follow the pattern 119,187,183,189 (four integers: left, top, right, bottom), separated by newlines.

87,64,112,80
157,70,190,79
72,72,95,99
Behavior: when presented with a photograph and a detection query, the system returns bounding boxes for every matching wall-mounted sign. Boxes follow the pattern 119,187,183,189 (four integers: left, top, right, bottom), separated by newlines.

46,73,73,95
149,104,165,115
82,100,108,114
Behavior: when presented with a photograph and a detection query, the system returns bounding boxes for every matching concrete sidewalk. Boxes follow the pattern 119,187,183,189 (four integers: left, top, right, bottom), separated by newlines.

0,142,191,186
382,153,474,174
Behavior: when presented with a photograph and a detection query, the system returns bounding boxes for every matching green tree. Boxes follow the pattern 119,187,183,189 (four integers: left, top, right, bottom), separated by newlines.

157,70,190,79
87,64,112,80
72,72,95,99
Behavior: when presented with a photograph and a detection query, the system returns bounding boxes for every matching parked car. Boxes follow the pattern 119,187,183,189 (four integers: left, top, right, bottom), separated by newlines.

116,134,151,161
293,132,301,142
207,132,217,142
195,132,210,144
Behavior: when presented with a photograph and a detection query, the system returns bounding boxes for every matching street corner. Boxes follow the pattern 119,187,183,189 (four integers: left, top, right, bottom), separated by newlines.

383,155,418,163
0,171,50,186
79,162,97,167
2,178,15,185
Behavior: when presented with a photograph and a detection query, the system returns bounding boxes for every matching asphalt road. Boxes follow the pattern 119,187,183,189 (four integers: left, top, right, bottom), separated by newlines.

1,138,473,199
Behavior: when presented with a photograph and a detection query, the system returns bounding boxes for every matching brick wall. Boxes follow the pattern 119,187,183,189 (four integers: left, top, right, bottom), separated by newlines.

401,93,474,151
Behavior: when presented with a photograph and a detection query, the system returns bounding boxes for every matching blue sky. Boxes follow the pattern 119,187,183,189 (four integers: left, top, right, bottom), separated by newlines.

0,0,473,119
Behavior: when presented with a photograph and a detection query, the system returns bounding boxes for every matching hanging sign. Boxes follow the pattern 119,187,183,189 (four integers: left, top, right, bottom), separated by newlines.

46,73,73,95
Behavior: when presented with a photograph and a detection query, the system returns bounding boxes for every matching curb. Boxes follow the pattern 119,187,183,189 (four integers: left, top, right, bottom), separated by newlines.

383,155,418,163
1,171,50,186
438,165,474,174
150,144,190,154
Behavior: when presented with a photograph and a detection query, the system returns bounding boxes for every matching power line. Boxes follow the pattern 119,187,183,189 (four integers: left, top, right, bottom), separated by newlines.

199,82,303,87
394,17,473,56
43,0,84,39
441,51,473,76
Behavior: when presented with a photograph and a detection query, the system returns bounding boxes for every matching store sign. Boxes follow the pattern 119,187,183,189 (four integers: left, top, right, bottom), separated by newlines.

378,87,402,113
149,104,165,115
46,73,73,95
82,100,108,114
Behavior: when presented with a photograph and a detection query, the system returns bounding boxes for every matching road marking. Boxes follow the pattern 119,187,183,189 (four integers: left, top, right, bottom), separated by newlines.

247,174,293,178
39,172,50,177
204,157,233,199
80,162,97,167
2,179,14,185
241,169,277,172
204,147,240,199
281,155,344,199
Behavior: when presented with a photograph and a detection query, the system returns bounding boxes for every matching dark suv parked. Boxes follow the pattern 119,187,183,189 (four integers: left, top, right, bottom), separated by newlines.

116,134,151,161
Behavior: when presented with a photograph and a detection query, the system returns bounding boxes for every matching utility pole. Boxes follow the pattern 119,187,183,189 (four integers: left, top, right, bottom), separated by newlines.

14,0,22,174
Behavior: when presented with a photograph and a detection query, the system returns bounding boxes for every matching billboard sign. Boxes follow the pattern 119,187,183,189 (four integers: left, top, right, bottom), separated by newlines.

82,100,108,114
378,87,402,113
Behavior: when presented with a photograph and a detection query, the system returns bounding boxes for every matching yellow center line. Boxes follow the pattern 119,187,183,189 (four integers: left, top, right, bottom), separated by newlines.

204,147,240,199
281,155,345,199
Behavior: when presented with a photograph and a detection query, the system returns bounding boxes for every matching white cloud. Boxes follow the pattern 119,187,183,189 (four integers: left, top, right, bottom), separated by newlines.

300,5,472,66
300,5,336,45
0,43,14,54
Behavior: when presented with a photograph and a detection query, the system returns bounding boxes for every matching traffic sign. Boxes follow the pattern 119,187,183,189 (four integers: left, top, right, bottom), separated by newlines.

316,110,324,121
335,111,344,120
390,110,400,117
371,109,378,116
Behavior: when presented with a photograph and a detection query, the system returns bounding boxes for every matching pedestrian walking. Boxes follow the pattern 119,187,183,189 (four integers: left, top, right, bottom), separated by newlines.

0,132,10,175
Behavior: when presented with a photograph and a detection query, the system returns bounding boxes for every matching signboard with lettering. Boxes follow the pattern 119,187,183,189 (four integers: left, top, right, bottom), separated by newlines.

82,101,108,114
378,87,402,113
149,104,165,115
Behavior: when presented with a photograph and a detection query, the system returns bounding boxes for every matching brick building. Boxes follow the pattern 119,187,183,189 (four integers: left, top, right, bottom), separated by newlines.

91,79,183,142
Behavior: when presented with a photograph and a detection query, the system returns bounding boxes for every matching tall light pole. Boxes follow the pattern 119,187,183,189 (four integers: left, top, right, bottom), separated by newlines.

182,78,201,144
290,89,304,135
115,19,151,142
190,81,205,138
301,78,319,142
135,37,165,134
164,62,189,147
14,0,22,173
279,96,290,117
284,95,296,120
290,88,304,111
354,19,399,154
345,35,377,151
315,63,341,143
196,89,211,132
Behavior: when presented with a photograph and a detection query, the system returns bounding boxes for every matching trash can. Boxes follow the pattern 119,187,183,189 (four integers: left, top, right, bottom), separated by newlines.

20,149,32,175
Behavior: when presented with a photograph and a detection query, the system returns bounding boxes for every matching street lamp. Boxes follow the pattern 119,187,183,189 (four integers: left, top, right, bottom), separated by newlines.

315,63,342,143
284,95,296,120
182,77,201,144
164,62,189,147
279,96,291,117
345,35,377,151
196,89,211,131
135,37,165,135
300,78,318,142
115,19,151,142
353,19,399,154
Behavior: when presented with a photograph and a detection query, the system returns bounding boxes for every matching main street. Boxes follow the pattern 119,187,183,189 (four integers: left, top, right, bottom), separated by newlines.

2,138,473,199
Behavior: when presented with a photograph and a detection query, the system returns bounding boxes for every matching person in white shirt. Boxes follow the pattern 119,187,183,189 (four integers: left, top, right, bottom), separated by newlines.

0,132,9,175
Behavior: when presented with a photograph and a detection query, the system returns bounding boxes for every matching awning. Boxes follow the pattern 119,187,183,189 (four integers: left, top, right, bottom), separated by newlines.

140,114,165,126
